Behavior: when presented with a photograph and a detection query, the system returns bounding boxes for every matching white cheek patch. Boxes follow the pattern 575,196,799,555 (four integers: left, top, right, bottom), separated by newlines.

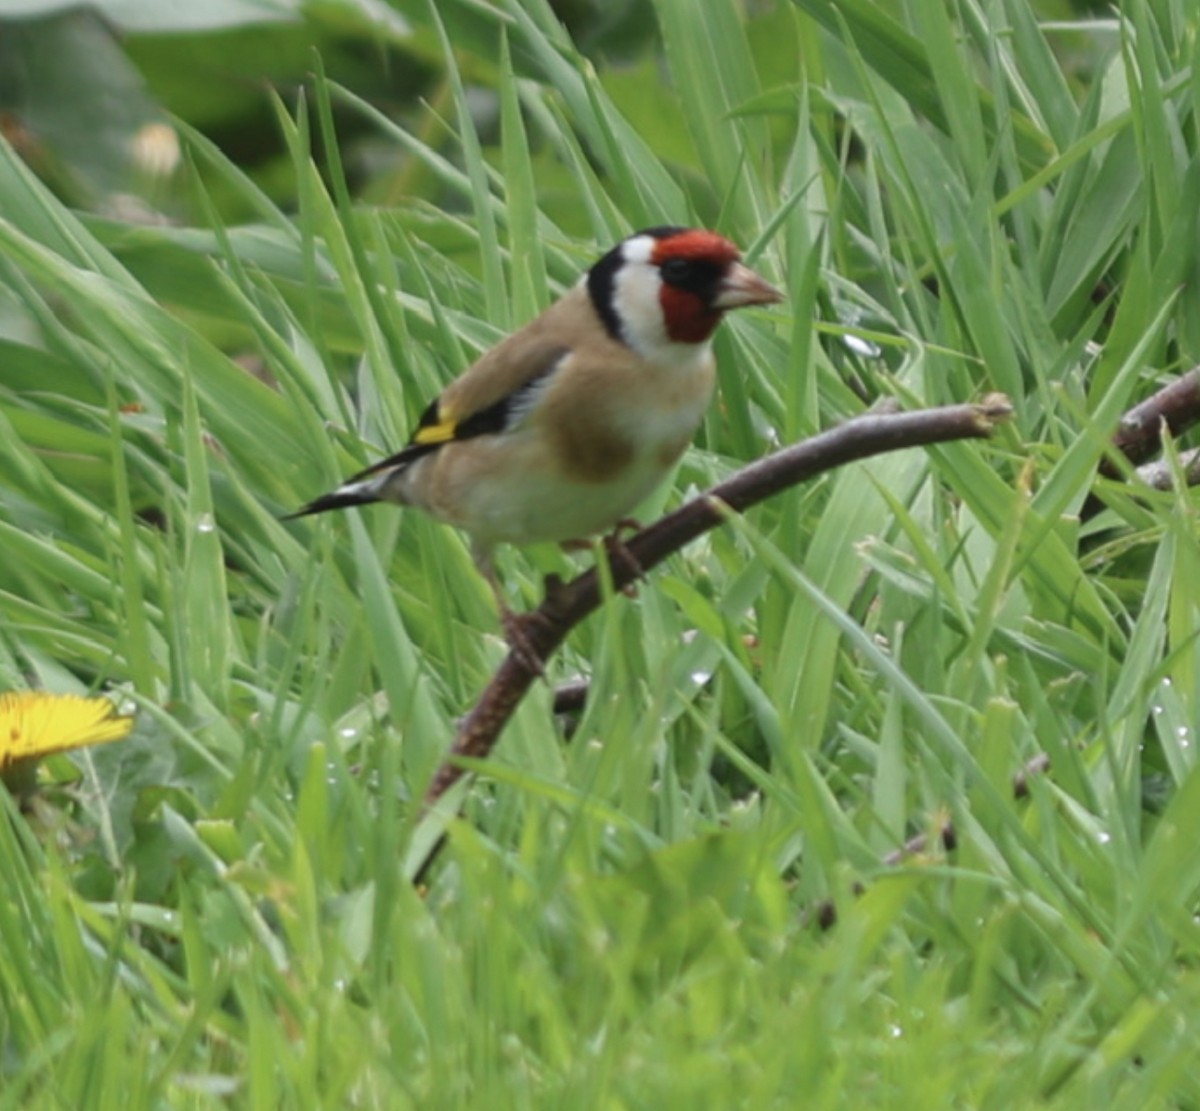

609,233,714,368
612,257,669,355
620,234,656,265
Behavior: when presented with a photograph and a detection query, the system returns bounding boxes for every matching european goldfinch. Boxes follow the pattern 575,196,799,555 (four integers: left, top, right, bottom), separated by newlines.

293,226,783,652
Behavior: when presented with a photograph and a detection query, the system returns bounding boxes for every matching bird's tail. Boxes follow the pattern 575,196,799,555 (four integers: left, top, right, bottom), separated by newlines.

285,482,382,519
286,443,432,520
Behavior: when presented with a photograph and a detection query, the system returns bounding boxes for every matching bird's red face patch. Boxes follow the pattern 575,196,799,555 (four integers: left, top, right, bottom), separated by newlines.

656,286,717,344
652,231,742,344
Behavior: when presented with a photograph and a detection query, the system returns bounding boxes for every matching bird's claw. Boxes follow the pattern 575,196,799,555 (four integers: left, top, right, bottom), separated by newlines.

603,519,645,595
561,520,645,596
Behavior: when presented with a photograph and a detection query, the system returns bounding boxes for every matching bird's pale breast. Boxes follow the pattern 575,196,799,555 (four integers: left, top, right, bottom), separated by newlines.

413,347,715,547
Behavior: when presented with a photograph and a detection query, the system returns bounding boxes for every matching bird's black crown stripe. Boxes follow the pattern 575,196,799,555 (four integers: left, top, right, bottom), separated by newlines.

586,240,628,343
635,225,688,240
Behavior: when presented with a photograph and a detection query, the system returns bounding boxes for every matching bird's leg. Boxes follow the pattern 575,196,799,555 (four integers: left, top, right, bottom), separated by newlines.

499,605,550,677
561,519,645,596
474,544,550,675
540,572,573,617
603,518,646,588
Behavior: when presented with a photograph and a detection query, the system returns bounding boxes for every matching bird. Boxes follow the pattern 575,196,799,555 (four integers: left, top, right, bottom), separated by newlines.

292,226,783,661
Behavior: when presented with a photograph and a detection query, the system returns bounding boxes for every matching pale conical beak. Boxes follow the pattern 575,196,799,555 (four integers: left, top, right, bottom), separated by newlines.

713,262,785,310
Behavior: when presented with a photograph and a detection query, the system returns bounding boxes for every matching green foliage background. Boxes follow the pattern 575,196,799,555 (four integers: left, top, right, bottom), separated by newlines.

1,0,1199,1108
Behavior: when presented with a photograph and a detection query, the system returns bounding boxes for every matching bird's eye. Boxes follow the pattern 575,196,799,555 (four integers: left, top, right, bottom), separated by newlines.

660,257,695,285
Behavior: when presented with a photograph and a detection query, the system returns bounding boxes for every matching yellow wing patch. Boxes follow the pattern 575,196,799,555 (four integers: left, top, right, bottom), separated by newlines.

412,404,458,446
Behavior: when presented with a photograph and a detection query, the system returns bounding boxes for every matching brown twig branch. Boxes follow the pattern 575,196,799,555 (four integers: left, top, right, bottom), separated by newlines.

1132,446,1200,492
416,368,1200,873
421,396,1014,811
1102,365,1200,474
1083,365,1200,521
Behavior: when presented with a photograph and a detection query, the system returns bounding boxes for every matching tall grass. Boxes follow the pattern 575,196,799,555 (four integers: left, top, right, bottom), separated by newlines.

0,1,1198,1106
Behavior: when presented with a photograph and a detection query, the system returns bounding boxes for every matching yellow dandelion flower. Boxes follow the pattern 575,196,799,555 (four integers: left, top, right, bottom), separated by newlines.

0,692,135,783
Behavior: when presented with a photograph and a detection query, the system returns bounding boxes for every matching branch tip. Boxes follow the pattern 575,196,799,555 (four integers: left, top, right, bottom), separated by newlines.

975,393,1014,430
